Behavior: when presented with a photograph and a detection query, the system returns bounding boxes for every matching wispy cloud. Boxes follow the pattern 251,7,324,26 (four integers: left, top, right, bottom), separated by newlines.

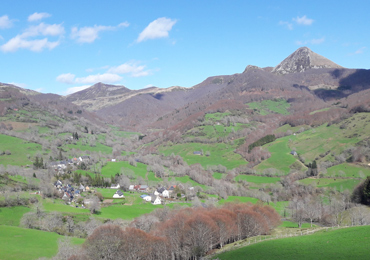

28,12,51,22
0,15,14,29
278,21,293,30
71,22,129,43
293,15,314,25
0,22,64,52
75,73,122,84
108,61,151,77
1,36,60,52
354,47,366,54
296,37,325,45
65,85,91,95
137,17,177,42
56,73,75,84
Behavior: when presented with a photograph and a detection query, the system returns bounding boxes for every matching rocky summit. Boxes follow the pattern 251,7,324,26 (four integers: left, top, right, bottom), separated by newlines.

272,47,343,75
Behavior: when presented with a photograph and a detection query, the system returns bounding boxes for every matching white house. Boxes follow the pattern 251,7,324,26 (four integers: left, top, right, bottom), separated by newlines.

143,195,152,202
162,190,170,198
129,185,135,191
113,190,125,198
151,196,162,205
111,183,120,189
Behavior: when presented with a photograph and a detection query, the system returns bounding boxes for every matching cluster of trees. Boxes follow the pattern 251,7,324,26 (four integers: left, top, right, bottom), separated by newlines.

60,203,280,259
33,156,45,169
289,192,370,228
248,134,276,152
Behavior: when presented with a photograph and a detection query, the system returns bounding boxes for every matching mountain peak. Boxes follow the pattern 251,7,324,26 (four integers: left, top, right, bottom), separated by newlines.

272,47,343,75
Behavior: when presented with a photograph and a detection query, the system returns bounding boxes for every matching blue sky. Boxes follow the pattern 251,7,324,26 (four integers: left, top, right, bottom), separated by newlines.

0,0,369,95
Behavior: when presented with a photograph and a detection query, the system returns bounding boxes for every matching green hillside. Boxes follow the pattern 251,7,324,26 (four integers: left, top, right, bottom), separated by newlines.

214,226,370,260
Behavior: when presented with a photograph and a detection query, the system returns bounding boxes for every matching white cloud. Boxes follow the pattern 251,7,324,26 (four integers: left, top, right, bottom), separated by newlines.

21,23,65,38
108,62,150,77
28,12,51,22
355,47,366,54
75,73,122,84
278,21,293,30
0,22,64,52
0,15,14,29
56,73,76,84
137,17,177,42
293,15,314,25
0,35,59,52
71,22,128,43
71,25,114,43
118,22,130,28
296,37,325,45
65,85,91,95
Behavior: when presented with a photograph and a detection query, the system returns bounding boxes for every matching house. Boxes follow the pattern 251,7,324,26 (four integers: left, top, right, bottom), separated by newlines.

143,195,152,202
162,189,170,198
54,180,62,187
138,185,149,192
290,150,297,156
151,196,162,205
140,194,149,199
85,186,90,191
129,185,135,191
193,151,202,155
79,156,90,162
113,190,125,198
111,183,120,189
79,184,85,191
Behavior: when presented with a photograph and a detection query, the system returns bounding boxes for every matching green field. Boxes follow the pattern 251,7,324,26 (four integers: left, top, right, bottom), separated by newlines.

299,178,360,191
160,143,247,170
255,136,299,174
205,112,231,121
279,221,315,228
100,161,159,181
0,134,43,166
0,206,31,226
326,163,370,179
170,176,210,190
67,140,112,154
235,175,281,184
214,226,370,260
0,225,84,260
247,99,290,115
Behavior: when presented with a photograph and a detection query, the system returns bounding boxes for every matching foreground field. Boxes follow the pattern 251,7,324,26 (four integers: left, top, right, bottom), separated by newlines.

0,225,84,260
214,226,370,260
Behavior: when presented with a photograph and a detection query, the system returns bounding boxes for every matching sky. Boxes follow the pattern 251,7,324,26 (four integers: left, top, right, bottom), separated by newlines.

0,0,369,95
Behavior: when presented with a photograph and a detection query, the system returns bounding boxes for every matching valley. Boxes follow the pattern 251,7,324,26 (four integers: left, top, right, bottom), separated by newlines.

1,47,370,259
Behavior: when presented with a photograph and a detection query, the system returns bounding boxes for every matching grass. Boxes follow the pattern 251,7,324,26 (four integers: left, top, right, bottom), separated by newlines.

309,107,331,115
160,142,247,170
214,226,370,260
279,221,315,228
255,136,299,174
0,134,43,166
0,225,84,260
42,199,90,214
100,161,159,181
205,112,231,121
247,99,290,115
299,178,360,192
0,206,31,226
326,163,370,179
67,140,112,154
234,175,281,184
170,176,210,190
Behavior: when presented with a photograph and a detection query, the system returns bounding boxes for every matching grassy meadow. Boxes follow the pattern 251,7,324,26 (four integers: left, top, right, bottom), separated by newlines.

0,225,84,260
214,226,370,260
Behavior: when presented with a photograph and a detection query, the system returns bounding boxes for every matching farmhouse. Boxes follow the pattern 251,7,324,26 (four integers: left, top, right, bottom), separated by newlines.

151,196,162,205
111,183,120,189
193,151,202,155
113,190,125,198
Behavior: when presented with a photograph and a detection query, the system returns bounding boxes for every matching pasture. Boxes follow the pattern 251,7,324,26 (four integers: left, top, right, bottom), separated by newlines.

0,225,84,260
214,226,370,260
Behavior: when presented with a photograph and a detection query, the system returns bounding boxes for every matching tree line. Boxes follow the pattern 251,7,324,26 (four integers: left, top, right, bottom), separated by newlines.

59,203,280,260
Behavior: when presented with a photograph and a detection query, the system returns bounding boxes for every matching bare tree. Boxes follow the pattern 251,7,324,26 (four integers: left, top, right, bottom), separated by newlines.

89,196,101,214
